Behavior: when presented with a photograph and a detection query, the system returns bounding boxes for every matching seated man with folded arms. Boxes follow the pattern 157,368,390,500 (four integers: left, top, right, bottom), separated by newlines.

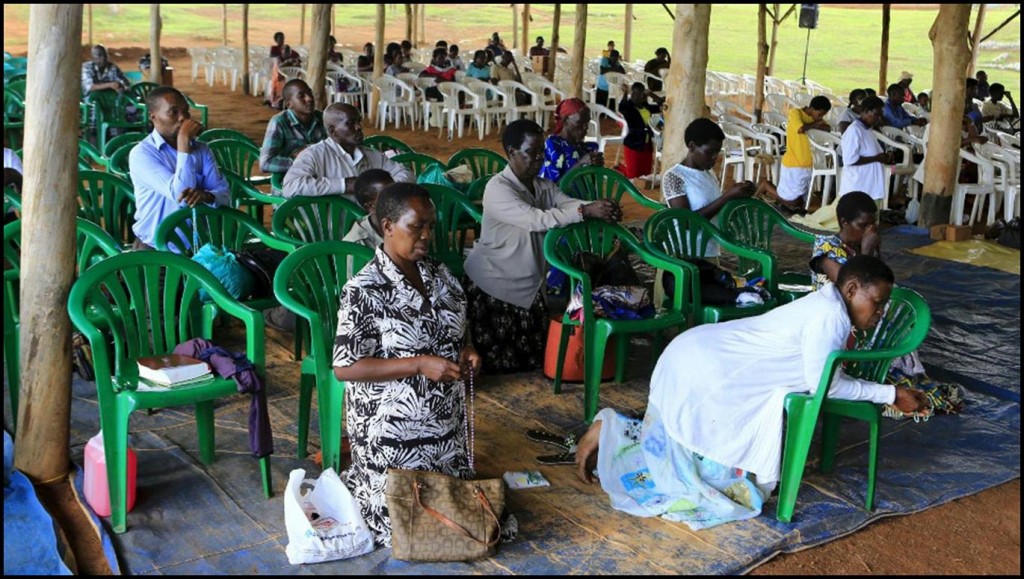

282,103,412,202
343,169,394,249
128,86,230,251
259,79,327,195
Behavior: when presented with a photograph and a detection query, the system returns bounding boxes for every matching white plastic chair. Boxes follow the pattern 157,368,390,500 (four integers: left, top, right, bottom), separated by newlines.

952,148,997,226
973,141,1020,222
996,132,1019,150
586,103,629,165
805,129,843,210
327,70,365,111
527,78,566,130
463,79,512,136
721,121,774,187
498,79,543,125
765,93,791,115
187,47,209,84
438,82,485,141
872,129,916,210
374,75,418,131
601,71,631,111
212,48,241,91
714,100,756,125
278,66,306,81
763,111,789,132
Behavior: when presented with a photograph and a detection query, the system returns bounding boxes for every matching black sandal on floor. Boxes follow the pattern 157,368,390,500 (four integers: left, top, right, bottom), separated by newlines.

526,429,576,452
535,451,576,465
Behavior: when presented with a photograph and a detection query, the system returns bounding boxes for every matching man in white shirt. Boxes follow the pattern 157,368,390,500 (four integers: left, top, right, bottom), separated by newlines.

281,103,412,200
839,96,893,204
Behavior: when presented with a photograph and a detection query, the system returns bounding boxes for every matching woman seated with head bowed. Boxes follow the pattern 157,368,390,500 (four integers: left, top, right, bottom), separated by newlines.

332,182,483,548
539,98,604,183
463,119,622,374
573,255,929,529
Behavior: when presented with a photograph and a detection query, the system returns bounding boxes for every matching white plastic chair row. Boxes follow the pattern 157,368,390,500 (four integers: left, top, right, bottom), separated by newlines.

805,128,843,210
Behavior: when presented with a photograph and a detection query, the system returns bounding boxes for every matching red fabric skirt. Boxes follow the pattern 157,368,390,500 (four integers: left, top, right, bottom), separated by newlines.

619,143,654,179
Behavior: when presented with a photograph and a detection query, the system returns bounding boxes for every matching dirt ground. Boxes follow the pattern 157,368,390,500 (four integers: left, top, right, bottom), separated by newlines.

16,43,1022,576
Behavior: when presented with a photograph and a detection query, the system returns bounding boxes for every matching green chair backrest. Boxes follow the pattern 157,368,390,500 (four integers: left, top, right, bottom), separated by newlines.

206,138,262,183
466,174,490,202
85,89,141,125
840,286,932,385
78,170,137,247
560,165,663,211
102,131,146,159
391,152,445,181
222,169,285,217
79,138,106,167
3,185,20,215
272,241,374,379
107,143,133,180
4,217,123,284
644,207,722,261
129,81,160,102
362,135,414,155
717,198,816,252
420,184,482,275
197,128,257,147
447,148,507,180
271,196,367,247
4,89,25,121
155,205,286,257
124,70,144,84
5,79,26,101
6,58,28,72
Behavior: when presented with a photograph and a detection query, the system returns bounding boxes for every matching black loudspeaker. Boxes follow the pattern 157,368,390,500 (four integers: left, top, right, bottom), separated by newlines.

799,4,819,29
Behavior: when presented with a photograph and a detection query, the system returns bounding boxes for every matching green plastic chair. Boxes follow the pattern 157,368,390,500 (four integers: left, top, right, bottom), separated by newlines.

223,169,284,225
273,241,374,470
420,184,482,277
559,165,664,211
79,138,106,169
5,79,26,102
362,134,414,155
776,286,931,523
544,221,692,423
197,128,256,147
85,89,148,154
67,251,274,533
154,205,295,318
718,198,817,304
466,174,490,203
102,131,146,159
123,70,144,84
183,94,210,128
271,195,368,247
106,143,133,180
128,81,160,103
206,138,271,189
78,170,137,248
4,217,122,432
644,207,779,325
3,185,20,215
447,148,507,181
391,152,445,181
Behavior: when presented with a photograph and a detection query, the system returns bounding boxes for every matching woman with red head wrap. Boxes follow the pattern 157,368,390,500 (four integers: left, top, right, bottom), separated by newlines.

539,98,604,183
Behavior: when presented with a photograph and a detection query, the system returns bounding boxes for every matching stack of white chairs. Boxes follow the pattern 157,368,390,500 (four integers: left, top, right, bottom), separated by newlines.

953,147,998,226
805,128,843,210
187,47,210,84
972,141,1020,223
212,48,243,92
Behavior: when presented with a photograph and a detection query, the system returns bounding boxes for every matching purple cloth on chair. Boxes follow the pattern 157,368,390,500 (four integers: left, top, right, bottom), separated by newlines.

173,338,274,458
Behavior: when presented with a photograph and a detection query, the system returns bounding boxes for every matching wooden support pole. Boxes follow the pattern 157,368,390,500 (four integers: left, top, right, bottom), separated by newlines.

150,4,161,84
920,4,972,228
241,4,250,95
371,4,386,124
879,3,891,93
222,4,228,46
14,3,83,482
754,4,768,122
405,4,414,44
88,4,94,48
332,4,337,38
548,4,561,81
309,4,331,110
513,4,520,50
418,4,426,46
661,3,712,170
522,4,531,58
978,9,1018,45
300,4,306,46
967,4,986,77
570,4,587,100
624,4,634,63
767,3,780,76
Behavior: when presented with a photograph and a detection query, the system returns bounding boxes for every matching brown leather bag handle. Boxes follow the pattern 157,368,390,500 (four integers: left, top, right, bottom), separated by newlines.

411,480,501,548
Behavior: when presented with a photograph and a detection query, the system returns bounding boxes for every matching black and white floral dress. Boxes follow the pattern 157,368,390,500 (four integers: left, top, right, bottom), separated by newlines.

332,246,472,548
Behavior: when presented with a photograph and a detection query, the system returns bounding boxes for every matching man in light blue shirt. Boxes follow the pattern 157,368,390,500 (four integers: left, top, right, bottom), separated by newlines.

128,86,230,250
882,83,927,130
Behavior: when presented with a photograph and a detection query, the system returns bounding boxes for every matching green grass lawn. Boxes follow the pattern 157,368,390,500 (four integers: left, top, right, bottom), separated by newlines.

4,4,1019,96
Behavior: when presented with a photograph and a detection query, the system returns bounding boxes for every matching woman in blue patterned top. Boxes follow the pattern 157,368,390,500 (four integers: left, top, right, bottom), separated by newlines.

809,191,880,290
539,98,604,183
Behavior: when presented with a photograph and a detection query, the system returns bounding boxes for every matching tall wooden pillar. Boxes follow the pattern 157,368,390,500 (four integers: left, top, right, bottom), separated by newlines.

767,3,780,76
88,4,94,48
405,4,414,43
14,3,84,482
570,4,587,99
754,4,768,121
371,4,386,124
309,4,332,110
880,4,891,93
150,4,161,84
418,4,425,46
513,4,520,50
968,4,986,76
548,4,561,81
522,4,531,57
300,4,306,46
222,4,228,46
920,4,973,228
241,4,250,95
624,4,633,63
661,3,712,170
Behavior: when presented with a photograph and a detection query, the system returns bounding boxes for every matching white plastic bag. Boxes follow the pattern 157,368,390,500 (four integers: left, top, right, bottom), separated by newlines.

284,467,375,565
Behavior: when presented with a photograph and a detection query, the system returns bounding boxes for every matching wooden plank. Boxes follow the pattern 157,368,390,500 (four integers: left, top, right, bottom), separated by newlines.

570,4,587,99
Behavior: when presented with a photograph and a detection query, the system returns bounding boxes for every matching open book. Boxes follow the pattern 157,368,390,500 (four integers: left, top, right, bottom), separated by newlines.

137,354,212,386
